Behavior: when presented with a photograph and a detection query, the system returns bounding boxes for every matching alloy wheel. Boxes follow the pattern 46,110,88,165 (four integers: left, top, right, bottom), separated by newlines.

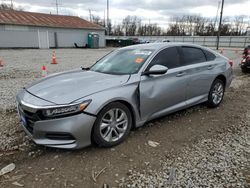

100,108,128,142
212,82,224,105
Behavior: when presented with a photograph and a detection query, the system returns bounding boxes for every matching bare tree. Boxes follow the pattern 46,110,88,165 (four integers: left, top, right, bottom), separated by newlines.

0,3,12,10
91,14,106,28
122,16,141,36
91,14,111,34
112,24,124,36
220,17,232,36
204,19,216,36
92,15,102,25
166,14,239,36
0,3,23,10
233,15,245,35
107,19,112,35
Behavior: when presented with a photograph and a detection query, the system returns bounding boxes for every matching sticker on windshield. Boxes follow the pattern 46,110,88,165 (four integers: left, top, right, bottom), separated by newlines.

135,58,144,64
134,50,152,56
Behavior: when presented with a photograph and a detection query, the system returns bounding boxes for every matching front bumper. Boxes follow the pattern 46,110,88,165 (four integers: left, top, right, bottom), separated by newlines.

17,100,96,149
241,64,250,70
240,60,250,70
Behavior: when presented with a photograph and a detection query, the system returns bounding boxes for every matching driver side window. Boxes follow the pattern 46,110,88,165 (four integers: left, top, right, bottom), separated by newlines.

147,47,181,70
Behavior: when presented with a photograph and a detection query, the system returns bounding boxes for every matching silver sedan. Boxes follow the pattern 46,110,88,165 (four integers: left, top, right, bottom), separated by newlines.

16,43,233,149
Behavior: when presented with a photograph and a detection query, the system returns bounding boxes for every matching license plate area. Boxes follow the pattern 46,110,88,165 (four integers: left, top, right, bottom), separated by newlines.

17,103,34,134
20,115,27,126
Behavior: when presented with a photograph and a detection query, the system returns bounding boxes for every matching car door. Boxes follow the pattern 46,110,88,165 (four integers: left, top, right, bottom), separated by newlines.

139,47,188,121
180,46,216,105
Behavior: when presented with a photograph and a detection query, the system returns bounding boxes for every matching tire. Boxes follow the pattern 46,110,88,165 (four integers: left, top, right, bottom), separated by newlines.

207,79,225,108
92,102,132,147
241,68,247,73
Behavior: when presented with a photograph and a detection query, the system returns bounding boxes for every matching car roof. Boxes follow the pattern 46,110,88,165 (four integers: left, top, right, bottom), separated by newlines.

120,42,206,51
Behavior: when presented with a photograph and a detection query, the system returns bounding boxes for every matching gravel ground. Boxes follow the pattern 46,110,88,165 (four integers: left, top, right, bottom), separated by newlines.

120,107,250,188
0,47,249,187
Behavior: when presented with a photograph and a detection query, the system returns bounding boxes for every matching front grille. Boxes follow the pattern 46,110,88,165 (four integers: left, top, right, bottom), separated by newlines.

18,104,40,134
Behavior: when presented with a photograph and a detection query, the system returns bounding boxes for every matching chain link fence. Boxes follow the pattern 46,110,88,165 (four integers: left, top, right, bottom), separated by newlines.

106,36,250,48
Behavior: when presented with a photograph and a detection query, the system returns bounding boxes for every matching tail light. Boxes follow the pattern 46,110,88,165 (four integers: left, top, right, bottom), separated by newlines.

228,60,233,67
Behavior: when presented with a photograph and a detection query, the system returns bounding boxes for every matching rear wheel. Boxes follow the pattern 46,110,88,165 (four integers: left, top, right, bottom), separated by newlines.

207,79,225,108
92,102,132,147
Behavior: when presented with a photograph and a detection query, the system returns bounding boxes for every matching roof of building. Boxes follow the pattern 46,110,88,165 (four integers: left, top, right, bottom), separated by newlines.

0,9,104,30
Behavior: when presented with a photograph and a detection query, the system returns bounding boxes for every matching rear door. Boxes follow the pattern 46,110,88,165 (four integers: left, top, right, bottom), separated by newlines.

180,46,216,105
139,47,188,121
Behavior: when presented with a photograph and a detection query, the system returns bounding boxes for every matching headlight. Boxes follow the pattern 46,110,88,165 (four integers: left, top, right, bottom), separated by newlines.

42,100,91,118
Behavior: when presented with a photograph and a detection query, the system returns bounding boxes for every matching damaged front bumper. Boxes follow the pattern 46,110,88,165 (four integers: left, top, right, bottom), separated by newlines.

16,90,96,149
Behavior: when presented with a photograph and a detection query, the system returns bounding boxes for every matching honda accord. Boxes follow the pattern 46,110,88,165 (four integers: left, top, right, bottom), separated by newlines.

16,43,233,149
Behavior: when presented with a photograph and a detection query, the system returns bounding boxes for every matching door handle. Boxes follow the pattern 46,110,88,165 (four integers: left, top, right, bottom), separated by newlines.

207,65,214,70
176,71,186,77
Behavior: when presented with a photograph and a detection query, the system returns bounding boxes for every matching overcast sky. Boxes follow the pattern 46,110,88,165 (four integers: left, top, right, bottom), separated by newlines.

6,0,250,28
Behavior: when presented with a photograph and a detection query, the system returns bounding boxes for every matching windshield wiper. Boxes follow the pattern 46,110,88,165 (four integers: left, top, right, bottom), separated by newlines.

81,66,90,71
100,71,128,75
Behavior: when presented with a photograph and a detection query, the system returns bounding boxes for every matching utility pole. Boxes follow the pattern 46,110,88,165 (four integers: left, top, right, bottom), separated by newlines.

103,10,106,28
213,0,221,36
89,9,92,22
55,0,59,15
216,0,224,50
107,0,109,35
10,0,13,9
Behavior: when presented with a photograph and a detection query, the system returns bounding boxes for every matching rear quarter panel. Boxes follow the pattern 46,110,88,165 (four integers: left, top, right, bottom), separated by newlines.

202,47,233,89
214,54,233,89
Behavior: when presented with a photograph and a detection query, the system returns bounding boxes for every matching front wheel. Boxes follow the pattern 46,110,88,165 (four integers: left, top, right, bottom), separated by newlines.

92,102,132,147
207,79,225,108
241,68,248,73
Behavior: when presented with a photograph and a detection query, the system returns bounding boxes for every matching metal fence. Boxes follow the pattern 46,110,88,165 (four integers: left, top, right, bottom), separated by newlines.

106,36,250,48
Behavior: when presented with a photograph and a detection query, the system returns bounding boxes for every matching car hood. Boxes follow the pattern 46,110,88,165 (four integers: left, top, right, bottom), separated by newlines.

26,70,130,104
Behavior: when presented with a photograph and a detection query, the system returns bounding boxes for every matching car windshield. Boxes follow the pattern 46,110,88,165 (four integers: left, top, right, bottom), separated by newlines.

90,49,154,74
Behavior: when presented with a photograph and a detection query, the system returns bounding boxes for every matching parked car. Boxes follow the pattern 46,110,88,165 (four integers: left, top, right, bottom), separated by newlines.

240,45,250,73
16,43,233,149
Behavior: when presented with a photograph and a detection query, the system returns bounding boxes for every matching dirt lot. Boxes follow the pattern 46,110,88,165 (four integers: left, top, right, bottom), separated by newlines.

0,48,249,187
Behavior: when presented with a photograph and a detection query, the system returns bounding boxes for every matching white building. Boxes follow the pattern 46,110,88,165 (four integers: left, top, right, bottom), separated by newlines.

0,9,105,48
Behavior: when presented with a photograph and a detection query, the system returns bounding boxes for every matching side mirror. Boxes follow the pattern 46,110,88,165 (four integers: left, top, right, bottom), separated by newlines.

142,65,168,76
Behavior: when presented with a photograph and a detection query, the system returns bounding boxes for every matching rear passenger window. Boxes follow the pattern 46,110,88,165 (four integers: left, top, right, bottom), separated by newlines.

203,49,216,61
182,47,206,65
147,47,180,70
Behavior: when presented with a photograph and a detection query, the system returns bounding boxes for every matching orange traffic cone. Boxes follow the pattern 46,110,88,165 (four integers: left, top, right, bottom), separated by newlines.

0,59,4,68
51,51,57,65
42,65,47,77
